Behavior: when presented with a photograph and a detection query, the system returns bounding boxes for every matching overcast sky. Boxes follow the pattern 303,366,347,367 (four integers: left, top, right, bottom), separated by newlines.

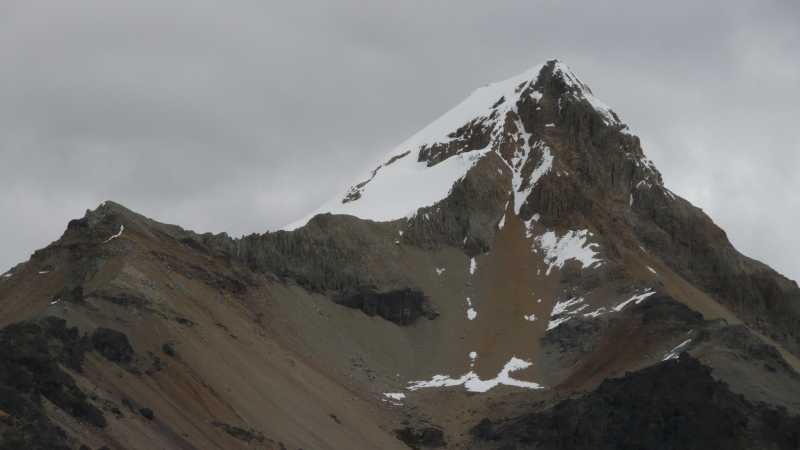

1,1,798,281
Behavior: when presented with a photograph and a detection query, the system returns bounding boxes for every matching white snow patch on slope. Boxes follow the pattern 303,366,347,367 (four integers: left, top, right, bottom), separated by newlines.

663,339,692,361
465,297,477,320
646,265,657,274
103,225,124,243
38,270,50,275
284,148,489,229
547,297,586,331
523,313,537,322
552,297,583,315
613,290,656,312
1,273,11,278
532,229,602,275
407,356,543,393
469,257,478,275
383,393,406,401
435,267,446,276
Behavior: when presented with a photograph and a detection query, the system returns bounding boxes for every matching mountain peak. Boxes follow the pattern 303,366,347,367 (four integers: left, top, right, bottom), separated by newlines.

284,59,636,230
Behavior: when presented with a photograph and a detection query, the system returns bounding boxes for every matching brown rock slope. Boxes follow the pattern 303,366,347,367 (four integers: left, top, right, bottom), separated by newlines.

1,60,799,449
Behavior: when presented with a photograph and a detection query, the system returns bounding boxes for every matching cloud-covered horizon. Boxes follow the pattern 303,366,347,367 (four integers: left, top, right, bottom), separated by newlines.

1,1,798,281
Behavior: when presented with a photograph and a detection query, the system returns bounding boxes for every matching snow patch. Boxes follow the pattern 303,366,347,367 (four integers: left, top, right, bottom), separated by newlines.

547,297,585,331
646,266,657,274
613,290,656,312
283,148,490,229
523,313,537,322
583,307,607,318
469,351,478,368
532,229,602,275
407,356,543,393
466,297,477,320
663,339,692,361
435,267,446,276
38,270,50,275
383,393,406,401
103,225,124,243
469,257,478,275
49,298,61,305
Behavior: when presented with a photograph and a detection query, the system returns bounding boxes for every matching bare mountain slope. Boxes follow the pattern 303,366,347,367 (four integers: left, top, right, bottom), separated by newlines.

1,60,799,449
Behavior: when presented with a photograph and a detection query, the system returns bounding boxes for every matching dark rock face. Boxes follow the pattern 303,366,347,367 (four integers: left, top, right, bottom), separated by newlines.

233,214,405,293
632,181,800,356
541,316,602,354
91,328,134,364
394,426,446,449
336,288,438,326
418,117,493,166
403,155,509,257
471,355,800,450
211,421,267,443
0,318,105,449
138,408,154,420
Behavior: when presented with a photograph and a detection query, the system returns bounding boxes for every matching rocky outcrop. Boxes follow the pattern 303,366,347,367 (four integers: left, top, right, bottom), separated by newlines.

471,355,800,450
335,288,438,325
0,318,106,450
394,426,446,449
91,327,134,364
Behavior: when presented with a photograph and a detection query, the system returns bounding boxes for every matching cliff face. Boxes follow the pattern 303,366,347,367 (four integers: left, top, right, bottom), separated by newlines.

1,60,799,450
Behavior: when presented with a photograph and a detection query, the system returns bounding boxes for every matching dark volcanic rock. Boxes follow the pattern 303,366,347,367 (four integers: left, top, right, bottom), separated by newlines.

139,408,154,420
336,288,438,326
0,318,106,449
394,426,446,449
91,328,134,364
472,355,800,450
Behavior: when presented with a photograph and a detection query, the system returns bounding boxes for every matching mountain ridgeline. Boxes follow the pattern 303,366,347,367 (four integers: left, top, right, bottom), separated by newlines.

1,60,799,449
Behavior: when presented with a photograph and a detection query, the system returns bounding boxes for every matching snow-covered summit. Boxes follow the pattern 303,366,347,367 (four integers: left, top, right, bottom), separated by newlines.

282,60,626,230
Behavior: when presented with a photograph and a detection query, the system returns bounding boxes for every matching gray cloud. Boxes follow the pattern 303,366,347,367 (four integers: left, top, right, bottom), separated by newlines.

1,0,798,281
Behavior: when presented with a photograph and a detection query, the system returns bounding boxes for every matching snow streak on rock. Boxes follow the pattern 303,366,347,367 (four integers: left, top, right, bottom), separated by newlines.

505,139,553,215
613,289,656,312
547,297,587,331
103,225,125,243
663,339,692,361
